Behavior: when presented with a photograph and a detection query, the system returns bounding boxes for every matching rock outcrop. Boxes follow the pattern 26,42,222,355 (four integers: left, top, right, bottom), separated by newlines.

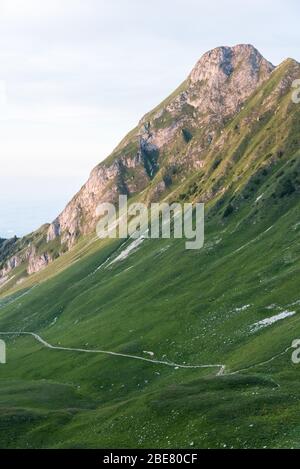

27,247,53,275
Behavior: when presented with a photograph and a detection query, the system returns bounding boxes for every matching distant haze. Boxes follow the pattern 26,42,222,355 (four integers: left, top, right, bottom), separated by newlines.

0,0,299,237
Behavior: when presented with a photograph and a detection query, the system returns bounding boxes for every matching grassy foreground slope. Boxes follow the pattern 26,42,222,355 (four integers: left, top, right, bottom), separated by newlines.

0,173,300,448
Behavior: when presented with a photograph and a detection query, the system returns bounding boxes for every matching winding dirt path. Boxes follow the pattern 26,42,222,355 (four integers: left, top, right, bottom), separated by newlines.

0,331,293,377
0,331,225,372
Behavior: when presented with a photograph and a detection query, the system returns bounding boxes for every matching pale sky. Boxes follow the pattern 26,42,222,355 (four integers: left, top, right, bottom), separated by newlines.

0,0,299,238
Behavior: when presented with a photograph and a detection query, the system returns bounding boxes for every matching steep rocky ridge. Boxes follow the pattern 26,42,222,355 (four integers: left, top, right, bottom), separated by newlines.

2,44,299,285
47,44,274,245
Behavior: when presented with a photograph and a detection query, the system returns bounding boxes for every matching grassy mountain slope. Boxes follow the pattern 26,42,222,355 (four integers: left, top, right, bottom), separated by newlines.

0,175,300,448
0,47,300,448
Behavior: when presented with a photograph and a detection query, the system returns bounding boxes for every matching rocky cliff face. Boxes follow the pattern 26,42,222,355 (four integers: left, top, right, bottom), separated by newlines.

188,44,274,117
0,239,52,280
27,247,53,275
1,44,293,282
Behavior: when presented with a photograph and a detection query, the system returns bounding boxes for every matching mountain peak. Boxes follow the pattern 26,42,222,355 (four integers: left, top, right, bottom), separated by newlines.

190,43,274,84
